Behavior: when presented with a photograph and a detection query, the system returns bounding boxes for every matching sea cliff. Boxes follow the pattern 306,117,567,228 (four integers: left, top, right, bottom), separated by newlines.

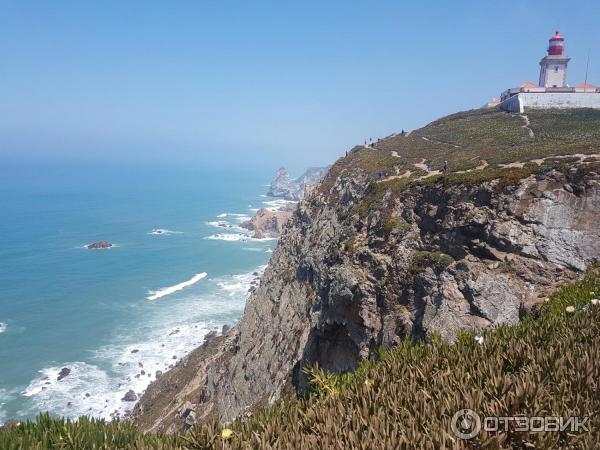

131,108,600,433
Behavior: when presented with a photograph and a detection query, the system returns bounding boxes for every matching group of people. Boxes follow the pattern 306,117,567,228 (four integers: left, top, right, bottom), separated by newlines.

425,160,449,172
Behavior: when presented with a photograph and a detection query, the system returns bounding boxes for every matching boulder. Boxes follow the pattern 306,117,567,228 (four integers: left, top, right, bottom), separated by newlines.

87,241,112,250
121,390,137,402
57,367,71,381
203,330,218,343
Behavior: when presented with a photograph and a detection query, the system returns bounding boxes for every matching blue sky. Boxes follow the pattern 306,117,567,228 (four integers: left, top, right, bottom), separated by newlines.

1,1,599,170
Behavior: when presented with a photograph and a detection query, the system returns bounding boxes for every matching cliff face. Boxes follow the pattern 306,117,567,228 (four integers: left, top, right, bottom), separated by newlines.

267,166,329,200
132,159,600,432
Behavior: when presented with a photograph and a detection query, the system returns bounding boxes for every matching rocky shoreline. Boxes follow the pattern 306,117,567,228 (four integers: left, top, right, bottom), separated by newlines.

131,157,600,433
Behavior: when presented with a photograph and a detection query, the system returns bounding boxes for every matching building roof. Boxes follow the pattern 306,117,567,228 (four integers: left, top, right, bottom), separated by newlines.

520,81,538,89
549,31,564,42
576,83,597,89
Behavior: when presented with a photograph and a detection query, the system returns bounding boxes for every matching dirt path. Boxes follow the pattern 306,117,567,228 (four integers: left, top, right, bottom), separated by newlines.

377,169,413,182
519,114,535,138
378,152,600,185
420,136,462,148
499,153,600,169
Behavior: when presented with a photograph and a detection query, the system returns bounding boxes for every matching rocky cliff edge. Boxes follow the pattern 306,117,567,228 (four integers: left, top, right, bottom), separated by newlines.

131,108,600,432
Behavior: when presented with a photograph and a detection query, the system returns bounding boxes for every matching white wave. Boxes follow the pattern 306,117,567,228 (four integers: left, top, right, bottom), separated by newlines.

211,214,251,225
262,198,297,211
205,233,276,242
217,213,248,218
205,220,245,230
265,249,274,253
215,266,265,297
0,388,14,424
21,266,265,421
147,273,207,301
0,322,6,334
22,362,123,420
149,228,182,236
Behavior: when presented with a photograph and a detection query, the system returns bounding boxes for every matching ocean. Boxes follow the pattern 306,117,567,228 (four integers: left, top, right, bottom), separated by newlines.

0,162,286,423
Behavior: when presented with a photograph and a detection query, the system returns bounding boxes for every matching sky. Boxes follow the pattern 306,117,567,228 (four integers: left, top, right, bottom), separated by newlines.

1,0,599,171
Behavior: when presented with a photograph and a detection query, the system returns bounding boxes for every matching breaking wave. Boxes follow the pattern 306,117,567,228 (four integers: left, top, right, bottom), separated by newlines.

147,273,207,301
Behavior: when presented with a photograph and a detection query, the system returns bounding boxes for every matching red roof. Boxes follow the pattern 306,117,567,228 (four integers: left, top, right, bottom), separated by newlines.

549,31,564,42
576,83,597,89
520,81,538,89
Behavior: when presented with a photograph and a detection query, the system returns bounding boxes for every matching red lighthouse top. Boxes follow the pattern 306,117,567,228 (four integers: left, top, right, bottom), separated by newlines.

548,31,565,56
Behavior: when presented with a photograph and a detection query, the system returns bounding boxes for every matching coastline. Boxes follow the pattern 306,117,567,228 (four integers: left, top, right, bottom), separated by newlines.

0,166,279,424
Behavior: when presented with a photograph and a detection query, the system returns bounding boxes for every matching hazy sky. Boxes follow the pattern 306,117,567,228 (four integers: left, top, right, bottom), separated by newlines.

1,1,599,170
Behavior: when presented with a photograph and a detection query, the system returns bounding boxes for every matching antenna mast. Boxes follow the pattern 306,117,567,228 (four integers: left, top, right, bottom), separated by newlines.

584,49,591,92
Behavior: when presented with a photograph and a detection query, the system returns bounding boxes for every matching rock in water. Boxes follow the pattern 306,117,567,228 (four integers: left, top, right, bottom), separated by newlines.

86,241,112,250
203,330,217,342
122,390,137,402
57,367,71,381
240,208,293,238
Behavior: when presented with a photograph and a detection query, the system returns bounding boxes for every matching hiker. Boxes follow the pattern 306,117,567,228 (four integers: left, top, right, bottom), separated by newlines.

401,129,406,136
427,161,433,172
443,160,448,172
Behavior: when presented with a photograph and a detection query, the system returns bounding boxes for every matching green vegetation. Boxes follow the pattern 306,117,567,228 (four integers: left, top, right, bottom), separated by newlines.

3,267,599,449
382,214,411,234
408,250,454,273
338,108,600,216
322,108,600,202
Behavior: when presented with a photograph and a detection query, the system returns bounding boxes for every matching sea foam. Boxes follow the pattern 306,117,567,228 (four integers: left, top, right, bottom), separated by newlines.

147,273,207,301
149,229,183,236
262,198,297,211
205,233,276,242
0,322,6,334
21,267,264,421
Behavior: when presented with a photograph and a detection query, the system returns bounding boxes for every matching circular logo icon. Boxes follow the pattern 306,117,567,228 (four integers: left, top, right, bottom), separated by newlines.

451,409,481,440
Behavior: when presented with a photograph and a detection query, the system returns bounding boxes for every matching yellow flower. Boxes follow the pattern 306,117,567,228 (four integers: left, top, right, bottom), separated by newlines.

221,428,233,440
364,378,374,387
565,306,576,313
544,297,550,303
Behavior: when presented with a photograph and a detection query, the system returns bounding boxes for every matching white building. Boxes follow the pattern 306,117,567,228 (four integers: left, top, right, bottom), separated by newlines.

498,32,600,113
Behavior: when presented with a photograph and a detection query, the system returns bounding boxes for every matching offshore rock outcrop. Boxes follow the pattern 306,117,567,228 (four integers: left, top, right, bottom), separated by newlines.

240,207,293,238
131,161,600,433
267,166,329,200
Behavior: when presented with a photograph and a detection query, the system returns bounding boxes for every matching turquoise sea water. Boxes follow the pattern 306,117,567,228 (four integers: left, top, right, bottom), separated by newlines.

0,162,282,422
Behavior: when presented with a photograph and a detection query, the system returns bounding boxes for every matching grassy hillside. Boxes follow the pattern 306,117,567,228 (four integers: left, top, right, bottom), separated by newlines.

2,266,599,449
319,108,600,196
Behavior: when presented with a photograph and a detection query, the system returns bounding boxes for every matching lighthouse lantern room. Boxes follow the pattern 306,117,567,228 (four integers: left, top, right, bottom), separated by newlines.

539,31,570,88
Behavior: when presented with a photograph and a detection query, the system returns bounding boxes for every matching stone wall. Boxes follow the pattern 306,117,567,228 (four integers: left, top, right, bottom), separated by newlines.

499,92,600,113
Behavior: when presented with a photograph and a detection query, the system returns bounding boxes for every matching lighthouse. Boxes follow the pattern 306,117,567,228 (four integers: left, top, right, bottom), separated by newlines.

539,31,570,88
497,31,599,113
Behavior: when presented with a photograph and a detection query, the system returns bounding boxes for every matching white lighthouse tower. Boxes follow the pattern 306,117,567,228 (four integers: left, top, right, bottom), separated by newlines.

539,31,570,88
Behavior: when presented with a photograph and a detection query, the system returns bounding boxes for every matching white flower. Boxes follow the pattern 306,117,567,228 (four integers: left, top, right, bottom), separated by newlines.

474,335,484,345
544,297,550,303
565,306,576,313
591,299,599,306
